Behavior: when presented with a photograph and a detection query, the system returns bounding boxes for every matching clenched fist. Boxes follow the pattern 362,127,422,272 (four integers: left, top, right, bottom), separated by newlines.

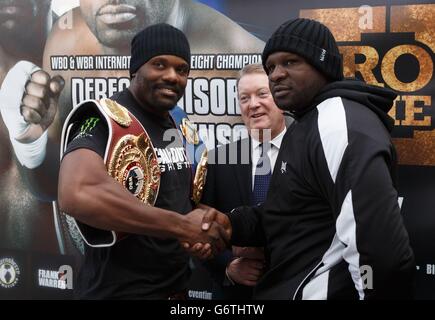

19,69,64,142
0,61,64,143
0,61,64,168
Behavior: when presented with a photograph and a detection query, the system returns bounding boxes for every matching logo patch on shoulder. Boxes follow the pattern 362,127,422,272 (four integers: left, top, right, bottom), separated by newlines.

74,117,100,140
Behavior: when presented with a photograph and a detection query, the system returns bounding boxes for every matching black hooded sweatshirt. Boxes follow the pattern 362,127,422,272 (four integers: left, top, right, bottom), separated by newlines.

228,79,415,300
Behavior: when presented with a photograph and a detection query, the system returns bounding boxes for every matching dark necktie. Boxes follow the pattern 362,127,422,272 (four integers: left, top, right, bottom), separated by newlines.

252,143,272,205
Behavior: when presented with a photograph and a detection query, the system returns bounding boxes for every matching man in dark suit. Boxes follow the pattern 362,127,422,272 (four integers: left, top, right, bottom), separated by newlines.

201,63,292,299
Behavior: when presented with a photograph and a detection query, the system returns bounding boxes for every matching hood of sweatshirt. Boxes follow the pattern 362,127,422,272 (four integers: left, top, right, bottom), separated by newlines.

295,79,397,132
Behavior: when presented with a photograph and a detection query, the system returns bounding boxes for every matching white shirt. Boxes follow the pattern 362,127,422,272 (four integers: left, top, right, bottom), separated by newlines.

251,128,286,189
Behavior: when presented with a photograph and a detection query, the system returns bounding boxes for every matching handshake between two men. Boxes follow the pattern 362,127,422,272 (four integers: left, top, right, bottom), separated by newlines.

179,204,232,260
178,204,265,288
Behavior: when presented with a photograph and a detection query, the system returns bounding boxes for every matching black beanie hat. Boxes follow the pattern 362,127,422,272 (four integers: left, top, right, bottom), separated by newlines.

262,18,343,81
129,23,191,76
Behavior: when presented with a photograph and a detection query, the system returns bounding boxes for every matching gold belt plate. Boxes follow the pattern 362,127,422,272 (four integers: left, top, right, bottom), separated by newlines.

192,149,208,205
107,133,160,205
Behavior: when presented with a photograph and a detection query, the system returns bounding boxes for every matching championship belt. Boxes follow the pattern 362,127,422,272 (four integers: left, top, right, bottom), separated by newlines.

60,98,160,247
169,106,208,205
